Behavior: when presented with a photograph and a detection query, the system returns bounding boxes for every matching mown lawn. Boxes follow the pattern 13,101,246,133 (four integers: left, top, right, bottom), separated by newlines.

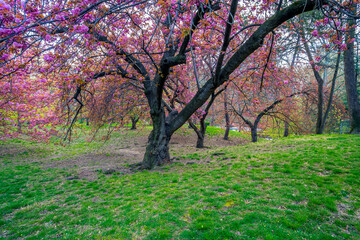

0,132,360,239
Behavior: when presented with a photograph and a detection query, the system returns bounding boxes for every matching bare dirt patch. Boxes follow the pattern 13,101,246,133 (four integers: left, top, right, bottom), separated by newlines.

0,144,26,157
41,130,248,180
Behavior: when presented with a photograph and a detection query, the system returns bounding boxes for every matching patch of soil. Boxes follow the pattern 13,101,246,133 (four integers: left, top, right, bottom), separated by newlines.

170,133,247,149
42,130,248,180
0,144,26,157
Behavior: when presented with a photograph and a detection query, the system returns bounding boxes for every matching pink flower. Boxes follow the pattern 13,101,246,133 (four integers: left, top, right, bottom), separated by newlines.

340,44,347,51
0,53,9,60
55,14,65,21
44,35,52,41
311,30,318,37
71,7,81,15
43,54,55,63
0,1,11,12
74,25,89,33
315,56,321,62
348,38,355,44
0,28,12,36
13,42,23,48
14,26,25,33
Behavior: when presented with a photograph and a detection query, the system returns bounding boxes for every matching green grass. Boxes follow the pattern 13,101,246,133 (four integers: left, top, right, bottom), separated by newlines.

206,126,249,139
1,133,360,239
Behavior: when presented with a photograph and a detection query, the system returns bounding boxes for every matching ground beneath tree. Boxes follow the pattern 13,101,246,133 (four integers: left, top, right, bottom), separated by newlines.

40,129,249,180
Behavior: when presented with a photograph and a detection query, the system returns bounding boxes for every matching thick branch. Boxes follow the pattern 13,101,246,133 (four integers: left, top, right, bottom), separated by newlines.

170,0,326,134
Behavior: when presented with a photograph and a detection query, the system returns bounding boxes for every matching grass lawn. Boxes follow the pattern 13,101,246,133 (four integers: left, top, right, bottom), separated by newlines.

0,130,359,239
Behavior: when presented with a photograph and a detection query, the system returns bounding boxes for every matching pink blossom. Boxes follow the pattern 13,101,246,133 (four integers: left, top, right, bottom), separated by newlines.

14,26,25,33
74,25,89,33
43,54,55,63
0,53,9,60
340,44,347,51
44,35,52,41
311,30,318,37
71,7,81,15
55,14,66,21
0,28,13,36
0,1,11,12
13,42,23,49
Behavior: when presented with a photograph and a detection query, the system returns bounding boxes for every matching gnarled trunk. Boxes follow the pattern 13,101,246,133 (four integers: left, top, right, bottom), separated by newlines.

188,118,207,148
130,115,139,130
251,126,258,142
196,135,204,148
196,119,207,148
142,110,171,169
284,121,289,137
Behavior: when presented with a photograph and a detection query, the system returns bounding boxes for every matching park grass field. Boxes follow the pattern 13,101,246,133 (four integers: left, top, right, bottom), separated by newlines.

0,129,360,239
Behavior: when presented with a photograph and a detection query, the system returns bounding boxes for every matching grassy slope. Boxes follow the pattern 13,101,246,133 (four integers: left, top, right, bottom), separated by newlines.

0,133,360,239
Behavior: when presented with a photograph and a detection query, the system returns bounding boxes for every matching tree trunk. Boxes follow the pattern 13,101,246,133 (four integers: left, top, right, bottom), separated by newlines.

300,26,324,134
196,134,204,148
142,109,171,169
320,52,341,134
315,81,324,134
283,121,289,137
224,94,230,140
130,116,139,130
17,112,21,133
251,126,258,142
344,11,360,133
188,118,206,148
197,118,207,148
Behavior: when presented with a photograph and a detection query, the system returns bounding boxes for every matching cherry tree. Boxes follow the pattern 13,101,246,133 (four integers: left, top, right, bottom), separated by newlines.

1,0,358,168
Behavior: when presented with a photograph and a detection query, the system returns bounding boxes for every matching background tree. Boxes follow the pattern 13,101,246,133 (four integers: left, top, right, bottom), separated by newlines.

344,4,360,133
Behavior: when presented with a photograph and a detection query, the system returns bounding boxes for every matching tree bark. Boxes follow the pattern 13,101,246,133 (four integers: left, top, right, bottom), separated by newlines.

251,126,258,142
197,119,207,148
316,82,324,134
188,91,222,148
283,121,289,137
224,93,230,140
130,115,139,130
142,109,172,169
320,52,341,133
344,10,360,133
301,30,324,134
17,112,21,133
188,119,206,148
